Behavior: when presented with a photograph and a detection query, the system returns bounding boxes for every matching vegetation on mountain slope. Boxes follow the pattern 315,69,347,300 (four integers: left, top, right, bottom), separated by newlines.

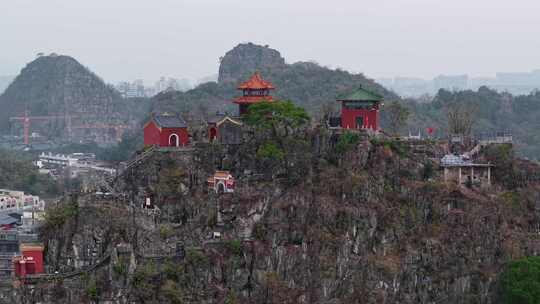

152,43,399,119
150,43,540,160
0,54,146,143
402,87,540,159
501,256,540,304
0,149,59,196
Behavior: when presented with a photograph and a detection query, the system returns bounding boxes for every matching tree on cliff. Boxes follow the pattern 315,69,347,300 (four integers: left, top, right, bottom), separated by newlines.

244,100,310,181
385,101,410,136
501,256,540,304
446,101,477,137
244,100,309,139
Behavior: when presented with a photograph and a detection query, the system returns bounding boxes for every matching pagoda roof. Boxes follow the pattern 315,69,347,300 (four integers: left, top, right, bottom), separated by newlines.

337,86,383,102
214,171,233,179
238,72,275,90
151,113,187,128
20,243,44,251
207,113,242,126
233,96,274,104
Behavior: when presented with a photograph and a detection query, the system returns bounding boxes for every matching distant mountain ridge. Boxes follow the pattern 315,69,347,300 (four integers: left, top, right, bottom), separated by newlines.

0,55,139,144
152,43,399,117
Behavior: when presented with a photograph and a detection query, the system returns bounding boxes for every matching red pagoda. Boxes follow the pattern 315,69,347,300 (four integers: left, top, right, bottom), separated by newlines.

233,72,275,115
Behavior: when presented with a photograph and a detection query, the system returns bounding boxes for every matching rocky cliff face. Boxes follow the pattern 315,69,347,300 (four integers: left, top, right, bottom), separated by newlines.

218,43,286,84
0,55,136,144
12,136,540,303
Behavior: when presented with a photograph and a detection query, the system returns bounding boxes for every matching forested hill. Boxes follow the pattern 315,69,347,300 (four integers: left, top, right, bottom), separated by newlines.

0,54,131,135
152,43,399,117
402,87,540,159
150,43,540,160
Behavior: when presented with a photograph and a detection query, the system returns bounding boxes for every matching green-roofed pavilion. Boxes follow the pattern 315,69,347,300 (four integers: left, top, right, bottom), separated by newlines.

337,86,383,131
337,86,384,102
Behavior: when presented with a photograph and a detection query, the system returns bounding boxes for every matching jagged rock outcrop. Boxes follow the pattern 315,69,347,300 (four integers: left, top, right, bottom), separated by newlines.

218,43,286,84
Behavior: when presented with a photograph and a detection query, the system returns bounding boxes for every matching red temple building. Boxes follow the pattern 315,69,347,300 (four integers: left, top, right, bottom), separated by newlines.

13,243,44,277
143,113,189,147
338,87,383,131
233,72,275,115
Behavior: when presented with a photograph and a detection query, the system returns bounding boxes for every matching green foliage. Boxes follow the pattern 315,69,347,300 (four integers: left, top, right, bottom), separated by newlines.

113,263,127,277
85,278,99,302
132,262,159,300
501,256,540,304
159,224,175,239
385,101,410,135
245,100,310,178
422,162,435,181
370,138,409,157
0,149,60,196
225,239,243,256
163,259,183,281
224,292,239,304
403,88,540,160
336,132,360,154
43,202,78,230
161,280,184,304
484,144,517,188
186,249,209,267
500,191,524,211
253,223,266,241
244,100,309,131
485,143,514,161
103,130,144,162
156,166,186,196
256,142,284,161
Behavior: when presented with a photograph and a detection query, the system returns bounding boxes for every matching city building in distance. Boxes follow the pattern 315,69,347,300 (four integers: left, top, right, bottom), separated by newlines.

115,77,193,98
379,69,540,98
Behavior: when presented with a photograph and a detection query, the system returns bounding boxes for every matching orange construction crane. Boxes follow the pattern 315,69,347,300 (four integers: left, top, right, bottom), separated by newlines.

9,111,79,145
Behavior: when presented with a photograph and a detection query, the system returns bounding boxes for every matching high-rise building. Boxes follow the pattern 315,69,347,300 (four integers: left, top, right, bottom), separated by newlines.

115,80,151,98
154,77,192,93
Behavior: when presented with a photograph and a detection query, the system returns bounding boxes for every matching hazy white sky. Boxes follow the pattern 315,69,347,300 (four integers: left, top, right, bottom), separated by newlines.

1,0,540,84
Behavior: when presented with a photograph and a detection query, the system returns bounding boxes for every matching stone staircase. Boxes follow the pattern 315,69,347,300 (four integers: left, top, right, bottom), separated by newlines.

121,146,158,174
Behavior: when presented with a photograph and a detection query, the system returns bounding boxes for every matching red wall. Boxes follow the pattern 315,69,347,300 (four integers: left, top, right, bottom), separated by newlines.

209,126,217,142
22,250,45,273
144,121,189,147
14,260,23,276
144,121,161,146
341,106,379,130
159,128,189,146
